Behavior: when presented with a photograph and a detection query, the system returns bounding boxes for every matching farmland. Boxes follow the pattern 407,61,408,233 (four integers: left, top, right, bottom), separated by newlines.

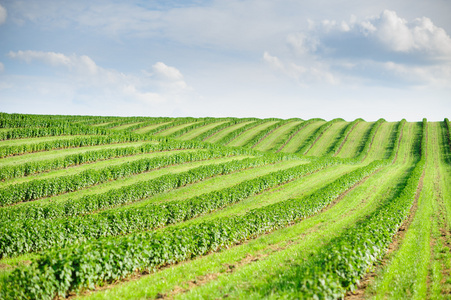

0,113,450,299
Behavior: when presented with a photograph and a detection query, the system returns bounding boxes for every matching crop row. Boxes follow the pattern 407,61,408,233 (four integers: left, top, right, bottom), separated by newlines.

142,117,201,136
164,118,229,138
272,118,322,152
0,133,155,158
192,118,257,142
0,113,99,129
328,118,363,156
297,118,345,155
261,119,427,298
242,119,298,148
0,154,291,225
354,118,386,161
0,158,387,299
0,149,241,206
0,140,218,181
0,157,334,257
387,119,406,162
215,118,281,145
0,124,117,140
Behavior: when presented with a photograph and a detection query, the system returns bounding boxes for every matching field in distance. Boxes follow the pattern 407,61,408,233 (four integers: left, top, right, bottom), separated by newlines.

0,113,450,299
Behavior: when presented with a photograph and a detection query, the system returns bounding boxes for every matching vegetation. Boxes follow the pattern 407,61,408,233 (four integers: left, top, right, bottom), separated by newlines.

0,113,447,300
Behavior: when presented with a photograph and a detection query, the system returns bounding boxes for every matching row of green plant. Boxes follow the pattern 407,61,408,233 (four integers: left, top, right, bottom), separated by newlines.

0,125,111,141
0,157,334,257
143,117,200,136
255,119,427,299
0,133,153,158
0,153,291,224
91,117,155,129
0,149,243,206
354,118,386,161
192,118,257,142
0,157,387,299
164,118,229,138
121,118,174,132
215,118,281,145
0,140,209,181
0,113,99,128
328,118,363,156
387,119,406,162
242,119,299,149
272,118,322,152
296,118,345,154
444,118,450,151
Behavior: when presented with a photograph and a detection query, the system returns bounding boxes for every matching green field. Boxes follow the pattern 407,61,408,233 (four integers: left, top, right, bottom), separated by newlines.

0,113,449,299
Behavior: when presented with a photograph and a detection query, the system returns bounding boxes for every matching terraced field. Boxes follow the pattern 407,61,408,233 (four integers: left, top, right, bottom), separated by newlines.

0,113,449,299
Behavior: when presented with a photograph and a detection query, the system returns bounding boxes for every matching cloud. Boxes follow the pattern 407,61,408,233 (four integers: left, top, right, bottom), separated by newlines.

263,51,337,85
0,62,4,73
0,4,6,25
265,10,451,88
8,50,193,105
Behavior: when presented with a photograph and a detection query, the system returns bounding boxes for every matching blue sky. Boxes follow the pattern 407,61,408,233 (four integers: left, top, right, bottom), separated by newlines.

0,0,450,121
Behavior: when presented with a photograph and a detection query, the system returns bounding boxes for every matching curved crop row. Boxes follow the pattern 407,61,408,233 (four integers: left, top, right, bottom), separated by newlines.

165,118,227,138
0,113,98,129
0,158,332,257
193,118,257,142
329,118,363,156
143,117,199,136
215,118,280,146
444,118,450,151
121,118,173,132
273,118,322,152
0,149,239,206
0,133,154,158
0,124,114,141
0,154,291,225
258,119,427,299
354,118,386,161
243,119,298,149
387,119,406,163
297,118,345,155
0,140,215,181
0,159,386,299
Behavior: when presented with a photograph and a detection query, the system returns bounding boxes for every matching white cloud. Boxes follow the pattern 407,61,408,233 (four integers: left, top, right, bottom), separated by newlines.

263,51,337,85
0,62,4,72
0,4,6,25
8,50,193,105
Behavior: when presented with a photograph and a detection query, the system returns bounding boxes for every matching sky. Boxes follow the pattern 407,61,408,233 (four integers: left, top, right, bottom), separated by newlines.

0,0,450,121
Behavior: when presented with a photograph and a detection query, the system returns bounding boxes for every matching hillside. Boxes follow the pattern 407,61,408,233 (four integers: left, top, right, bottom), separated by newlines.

0,113,450,299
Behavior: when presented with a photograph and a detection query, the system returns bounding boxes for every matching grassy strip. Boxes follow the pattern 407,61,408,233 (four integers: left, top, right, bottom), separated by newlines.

214,119,278,146
0,158,385,299
387,119,406,163
329,118,363,156
245,119,426,299
0,149,239,206
165,119,227,139
296,118,344,155
244,119,298,149
193,119,257,142
0,133,154,158
0,158,326,258
141,118,198,136
0,155,287,225
0,142,202,180
275,118,322,152
354,118,385,161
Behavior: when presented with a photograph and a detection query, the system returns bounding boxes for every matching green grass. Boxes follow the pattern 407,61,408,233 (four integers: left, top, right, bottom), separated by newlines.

0,135,97,146
205,121,256,143
156,122,199,136
279,121,325,153
133,121,173,134
336,121,373,158
227,121,279,147
178,121,228,141
253,121,303,152
306,121,348,157
0,141,148,167
0,149,202,187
